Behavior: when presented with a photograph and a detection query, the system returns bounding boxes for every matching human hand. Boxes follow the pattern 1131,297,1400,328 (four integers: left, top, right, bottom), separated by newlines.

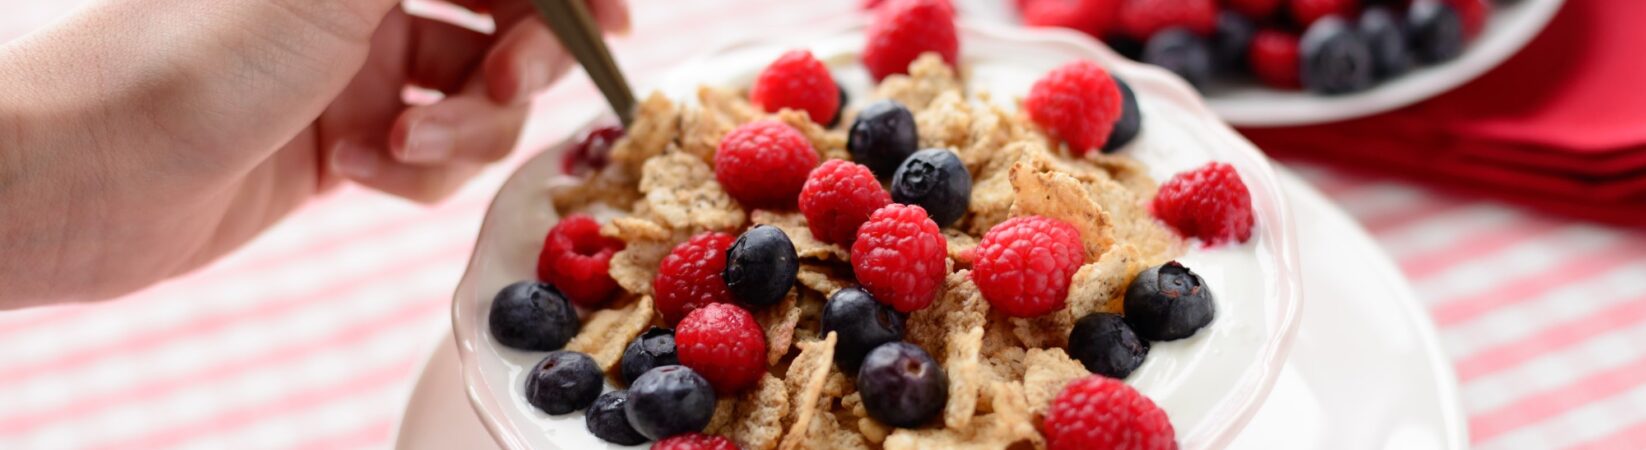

0,0,628,304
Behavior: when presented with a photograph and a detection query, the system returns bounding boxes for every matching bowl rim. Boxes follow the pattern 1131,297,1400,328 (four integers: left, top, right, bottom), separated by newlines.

451,18,1303,450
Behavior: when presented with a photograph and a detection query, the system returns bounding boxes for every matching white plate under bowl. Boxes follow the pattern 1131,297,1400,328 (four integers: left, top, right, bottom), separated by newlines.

399,170,1466,450
451,20,1301,450
956,0,1565,127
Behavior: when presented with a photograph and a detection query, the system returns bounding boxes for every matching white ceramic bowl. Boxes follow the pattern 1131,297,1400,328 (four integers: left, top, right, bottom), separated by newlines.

957,0,1565,127
452,20,1302,450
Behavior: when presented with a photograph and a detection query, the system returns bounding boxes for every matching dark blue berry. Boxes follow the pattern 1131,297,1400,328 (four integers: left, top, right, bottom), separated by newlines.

1360,7,1412,79
1102,78,1142,154
488,281,579,351
624,365,717,440
856,342,947,428
1107,34,1145,61
1068,313,1150,379
620,327,679,386
1407,0,1465,64
1143,27,1213,89
586,390,649,445
828,81,849,128
848,100,919,179
1124,261,1216,341
890,149,971,228
1301,16,1375,95
724,224,799,308
821,287,906,373
1213,11,1256,73
523,351,603,415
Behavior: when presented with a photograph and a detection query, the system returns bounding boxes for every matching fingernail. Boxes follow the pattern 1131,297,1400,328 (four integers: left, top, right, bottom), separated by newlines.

332,141,380,179
514,55,549,103
402,119,455,163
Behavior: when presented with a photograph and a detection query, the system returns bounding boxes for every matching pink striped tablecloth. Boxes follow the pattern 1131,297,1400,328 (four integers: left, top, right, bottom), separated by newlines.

1,1,1642,449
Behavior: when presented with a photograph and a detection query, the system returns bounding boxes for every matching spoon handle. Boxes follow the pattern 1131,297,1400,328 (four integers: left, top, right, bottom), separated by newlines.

529,0,637,126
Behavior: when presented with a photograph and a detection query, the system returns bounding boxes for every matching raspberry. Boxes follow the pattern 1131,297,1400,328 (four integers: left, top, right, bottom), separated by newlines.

1152,162,1254,245
653,232,736,325
652,433,739,450
850,204,947,313
864,0,954,14
1024,60,1124,155
1248,29,1302,90
1043,376,1176,450
1020,0,1119,35
1225,0,1280,19
863,0,959,81
972,216,1085,318
561,125,623,176
1115,0,1216,41
1288,0,1356,28
799,160,893,246
1446,0,1489,38
536,214,625,307
676,303,767,395
714,120,819,210
750,50,841,125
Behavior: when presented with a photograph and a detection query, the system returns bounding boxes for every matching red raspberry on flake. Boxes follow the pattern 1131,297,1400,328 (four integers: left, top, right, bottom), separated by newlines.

799,159,893,246
714,120,819,210
1249,29,1302,90
850,204,947,313
1043,376,1177,450
1024,60,1124,155
676,303,767,395
863,0,959,81
972,216,1086,318
750,50,841,125
652,432,740,450
536,214,624,307
1152,162,1255,246
653,232,737,325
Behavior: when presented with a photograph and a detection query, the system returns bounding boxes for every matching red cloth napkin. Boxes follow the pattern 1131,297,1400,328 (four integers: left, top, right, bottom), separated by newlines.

1239,0,1646,226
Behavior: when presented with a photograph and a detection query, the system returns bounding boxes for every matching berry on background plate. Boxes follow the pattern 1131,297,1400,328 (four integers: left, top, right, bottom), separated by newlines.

1020,0,1119,35
1043,375,1176,450
973,216,1086,318
1408,0,1467,64
1289,0,1359,28
1142,27,1213,88
625,365,717,440
524,351,603,415
851,204,948,313
799,159,893,246
750,49,841,125
1025,60,1124,155
1300,16,1375,95
1115,0,1217,41
1249,29,1303,90
890,148,972,228
1359,6,1413,80
1125,261,1216,341
856,342,948,428
653,232,737,325
488,281,579,351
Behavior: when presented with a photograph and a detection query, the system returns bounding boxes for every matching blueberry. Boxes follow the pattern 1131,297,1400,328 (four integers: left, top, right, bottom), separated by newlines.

828,81,849,128
625,365,717,440
1068,313,1150,379
1106,34,1146,61
821,287,906,372
848,100,919,179
1213,11,1256,73
488,281,579,351
724,225,799,308
523,351,603,415
1124,262,1216,341
890,149,971,228
1102,78,1142,154
620,327,679,386
856,342,947,428
1360,7,1412,79
1142,27,1213,89
1407,0,1465,64
1300,16,1375,95
586,390,649,445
